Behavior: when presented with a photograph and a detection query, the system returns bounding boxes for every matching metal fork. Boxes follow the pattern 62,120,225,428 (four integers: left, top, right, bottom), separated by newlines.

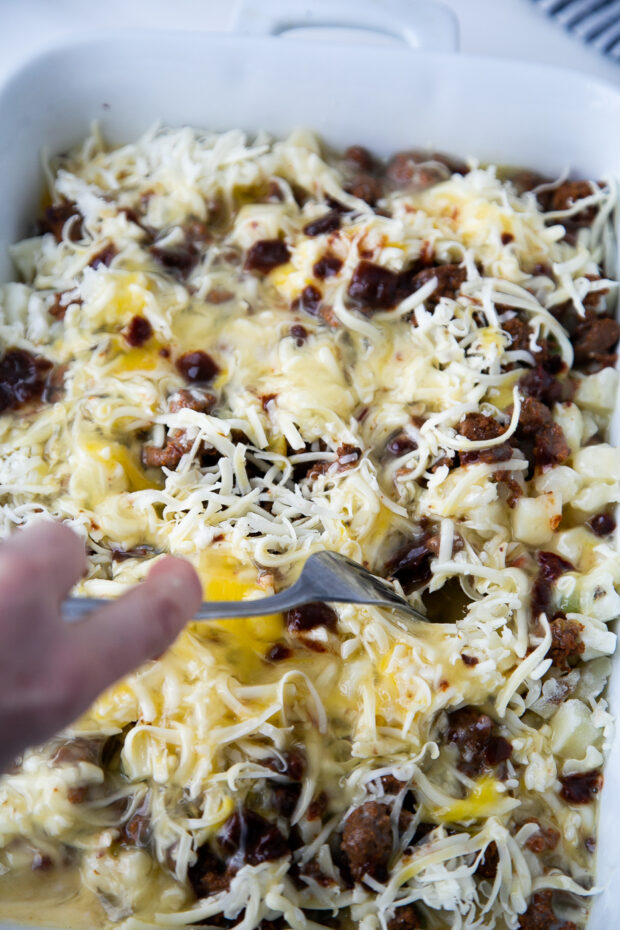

534,0,620,59
62,550,428,624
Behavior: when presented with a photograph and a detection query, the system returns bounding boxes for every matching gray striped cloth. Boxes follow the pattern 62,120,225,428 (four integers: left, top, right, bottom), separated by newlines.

534,0,620,59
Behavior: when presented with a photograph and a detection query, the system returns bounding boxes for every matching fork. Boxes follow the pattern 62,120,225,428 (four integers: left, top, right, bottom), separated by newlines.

62,550,428,624
534,0,620,59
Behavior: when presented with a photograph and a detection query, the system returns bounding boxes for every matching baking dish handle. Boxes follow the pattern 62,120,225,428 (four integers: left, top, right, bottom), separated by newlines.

231,0,459,53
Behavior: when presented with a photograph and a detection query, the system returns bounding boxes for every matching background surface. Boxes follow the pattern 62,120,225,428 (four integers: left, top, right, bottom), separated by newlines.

0,0,619,86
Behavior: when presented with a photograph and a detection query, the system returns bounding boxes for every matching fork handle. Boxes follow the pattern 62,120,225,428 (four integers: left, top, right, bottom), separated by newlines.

61,580,311,623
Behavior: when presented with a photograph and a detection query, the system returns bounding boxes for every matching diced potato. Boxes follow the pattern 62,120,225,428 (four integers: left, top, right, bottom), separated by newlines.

571,482,620,515
581,411,601,445
579,568,620,622
82,848,155,918
523,750,557,791
579,620,617,658
562,745,604,776
574,657,613,702
553,526,597,570
572,444,620,482
552,404,583,454
82,847,187,920
511,492,561,546
550,699,601,760
534,465,580,501
575,367,618,413
231,203,287,249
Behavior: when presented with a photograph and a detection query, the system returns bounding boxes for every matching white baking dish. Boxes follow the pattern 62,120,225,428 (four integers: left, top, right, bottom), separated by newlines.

0,1,618,926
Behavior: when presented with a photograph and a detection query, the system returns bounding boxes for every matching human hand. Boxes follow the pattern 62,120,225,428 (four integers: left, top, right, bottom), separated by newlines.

0,521,202,771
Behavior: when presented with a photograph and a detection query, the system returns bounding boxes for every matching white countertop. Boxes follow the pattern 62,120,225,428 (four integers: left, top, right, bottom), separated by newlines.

0,0,618,87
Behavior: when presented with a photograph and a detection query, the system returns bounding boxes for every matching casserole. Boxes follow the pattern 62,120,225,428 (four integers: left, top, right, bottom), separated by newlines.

0,2,619,927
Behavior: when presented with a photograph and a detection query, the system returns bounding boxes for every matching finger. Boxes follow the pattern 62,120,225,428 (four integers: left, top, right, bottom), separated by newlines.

0,521,86,610
62,556,202,708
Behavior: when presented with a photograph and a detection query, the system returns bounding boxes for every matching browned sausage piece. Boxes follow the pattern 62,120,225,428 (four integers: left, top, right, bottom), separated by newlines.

507,169,550,199
265,642,293,662
531,551,575,621
0,348,53,413
387,154,450,191
348,261,399,311
447,706,493,776
342,146,385,206
142,429,195,469
386,150,467,190
262,749,306,781
380,774,407,795
458,413,505,443
345,174,384,206
385,539,434,594
385,431,418,457
517,890,575,930
387,904,421,930
572,315,620,369
187,845,231,898
176,351,219,383
503,316,533,353
306,443,360,480
150,218,212,279
264,749,306,819
457,412,512,466
89,243,118,269
348,260,465,314
340,801,393,883
335,443,361,470
205,287,234,305
307,791,328,822
51,737,102,766
272,783,302,819
245,239,290,273
40,200,84,242
559,770,603,805
286,602,338,633
143,388,217,469
518,366,575,407
588,512,616,537
514,396,570,469
344,145,377,172
550,180,599,219
111,545,157,563
49,291,82,321
313,254,343,279
123,812,151,847
290,324,307,345
292,284,322,315
303,211,341,237
521,818,560,853
217,808,288,865
404,264,467,309
124,315,153,347
168,388,216,414
476,841,499,880
447,706,512,777
548,616,584,671
150,244,199,277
